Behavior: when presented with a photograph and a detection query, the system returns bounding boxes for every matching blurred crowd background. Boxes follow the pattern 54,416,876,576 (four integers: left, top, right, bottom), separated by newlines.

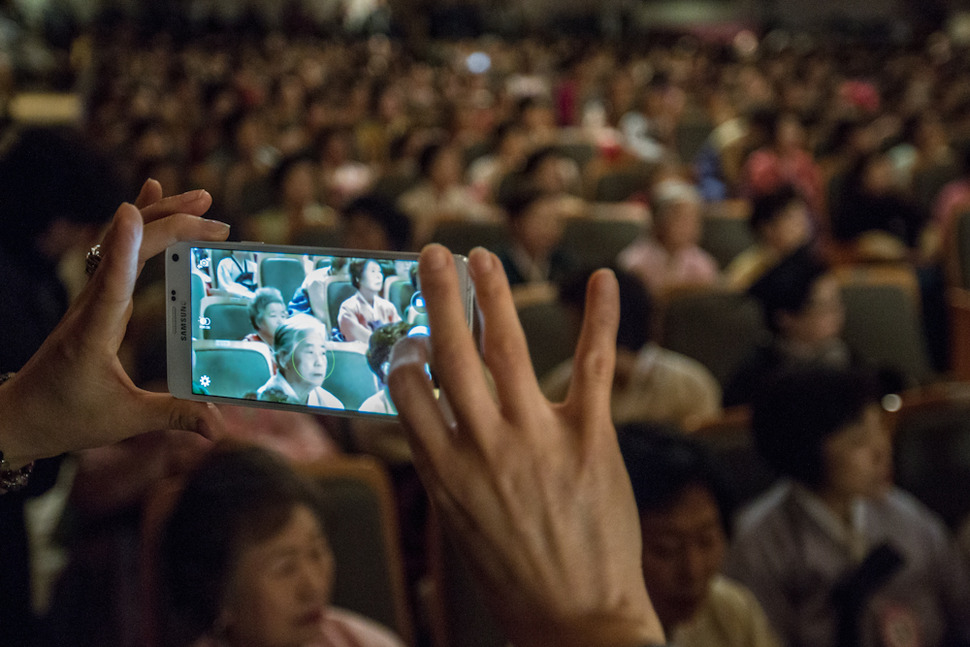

5,1,970,646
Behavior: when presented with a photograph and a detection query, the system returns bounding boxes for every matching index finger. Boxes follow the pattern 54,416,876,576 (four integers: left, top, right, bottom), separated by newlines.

139,212,230,266
134,178,164,210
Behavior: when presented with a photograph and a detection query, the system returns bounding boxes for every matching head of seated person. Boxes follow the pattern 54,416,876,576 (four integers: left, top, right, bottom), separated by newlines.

349,258,387,302
750,365,892,518
160,444,396,647
749,184,812,258
247,287,287,346
503,184,568,265
650,179,704,254
747,248,845,359
360,321,414,415
259,314,341,407
617,423,738,635
417,140,464,190
340,194,412,252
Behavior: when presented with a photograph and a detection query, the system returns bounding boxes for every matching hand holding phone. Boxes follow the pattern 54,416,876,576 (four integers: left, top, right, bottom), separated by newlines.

166,242,472,419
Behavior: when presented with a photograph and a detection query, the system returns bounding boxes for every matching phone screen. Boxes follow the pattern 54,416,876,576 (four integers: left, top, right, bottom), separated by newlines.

173,244,438,418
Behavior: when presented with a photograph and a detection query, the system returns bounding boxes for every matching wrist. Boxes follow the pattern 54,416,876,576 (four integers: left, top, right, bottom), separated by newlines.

0,372,39,468
510,609,666,647
0,372,36,492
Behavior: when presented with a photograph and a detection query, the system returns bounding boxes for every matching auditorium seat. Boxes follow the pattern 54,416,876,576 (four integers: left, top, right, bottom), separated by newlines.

560,216,643,269
512,283,579,380
296,455,414,645
191,340,273,399
259,256,307,304
690,406,777,507
322,342,379,410
325,278,358,333
699,212,755,270
891,383,970,530
658,287,768,387
200,296,254,341
833,264,934,385
190,272,206,339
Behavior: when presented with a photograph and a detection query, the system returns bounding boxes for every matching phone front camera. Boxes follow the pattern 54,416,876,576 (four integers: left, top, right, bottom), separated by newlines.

171,253,180,262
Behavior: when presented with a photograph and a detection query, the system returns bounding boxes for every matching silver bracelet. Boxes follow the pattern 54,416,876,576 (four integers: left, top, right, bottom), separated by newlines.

0,372,33,493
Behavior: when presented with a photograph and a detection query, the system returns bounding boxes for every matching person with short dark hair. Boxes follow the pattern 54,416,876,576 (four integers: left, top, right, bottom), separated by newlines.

496,184,577,286
725,365,970,647
160,444,404,647
722,248,906,407
340,194,412,252
618,423,779,647
724,185,813,290
337,259,401,344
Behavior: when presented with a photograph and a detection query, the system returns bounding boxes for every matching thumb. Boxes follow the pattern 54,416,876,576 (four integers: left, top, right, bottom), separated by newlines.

140,392,225,441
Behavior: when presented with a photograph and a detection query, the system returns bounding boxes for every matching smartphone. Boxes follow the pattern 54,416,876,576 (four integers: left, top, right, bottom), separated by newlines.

166,241,473,419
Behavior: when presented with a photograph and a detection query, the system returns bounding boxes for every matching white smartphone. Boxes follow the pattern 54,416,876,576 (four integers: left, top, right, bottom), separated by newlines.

166,241,473,419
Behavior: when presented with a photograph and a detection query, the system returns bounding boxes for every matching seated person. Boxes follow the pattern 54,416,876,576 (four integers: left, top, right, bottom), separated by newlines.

496,185,578,286
360,321,413,415
257,314,344,409
541,268,721,430
725,366,970,647
724,185,814,290
339,194,412,252
617,179,719,298
722,248,907,407
243,287,287,348
338,258,401,344
217,250,258,297
160,444,404,647
618,423,780,647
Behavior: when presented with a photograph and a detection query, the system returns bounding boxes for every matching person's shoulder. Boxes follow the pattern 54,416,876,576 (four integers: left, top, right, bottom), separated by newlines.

702,575,783,647
312,387,345,410
320,607,405,647
359,390,392,414
733,481,795,537
871,487,950,535
652,347,718,384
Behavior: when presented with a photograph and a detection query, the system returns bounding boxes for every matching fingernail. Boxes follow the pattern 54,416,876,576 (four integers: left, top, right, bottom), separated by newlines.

389,335,430,373
421,244,449,271
203,218,230,234
468,247,493,277
182,189,208,203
